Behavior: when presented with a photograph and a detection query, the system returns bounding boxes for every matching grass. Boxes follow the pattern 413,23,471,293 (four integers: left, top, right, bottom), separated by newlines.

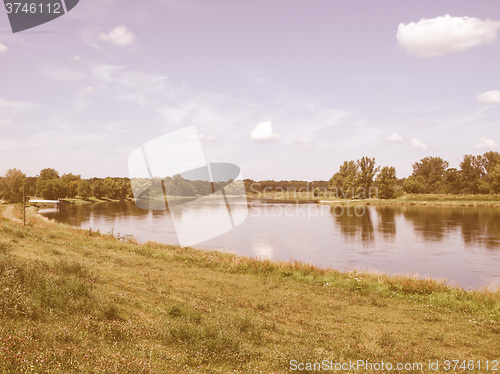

319,193,500,207
0,205,498,373
249,191,500,207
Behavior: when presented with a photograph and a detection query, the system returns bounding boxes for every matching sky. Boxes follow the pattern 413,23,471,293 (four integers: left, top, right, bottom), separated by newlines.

0,0,500,180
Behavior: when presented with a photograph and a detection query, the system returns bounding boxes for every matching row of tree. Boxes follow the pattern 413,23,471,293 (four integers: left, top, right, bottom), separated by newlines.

0,168,132,203
329,157,398,199
403,152,500,194
1,152,499,203
329,151,500,199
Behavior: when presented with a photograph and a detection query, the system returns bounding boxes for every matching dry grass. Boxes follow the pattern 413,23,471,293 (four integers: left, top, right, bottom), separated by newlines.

0,204,498,373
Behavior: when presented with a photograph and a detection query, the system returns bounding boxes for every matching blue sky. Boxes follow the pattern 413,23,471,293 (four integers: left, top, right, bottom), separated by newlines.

1,0,500,180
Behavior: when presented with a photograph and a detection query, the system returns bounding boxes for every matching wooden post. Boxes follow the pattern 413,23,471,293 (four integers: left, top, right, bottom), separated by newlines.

23,183,26,226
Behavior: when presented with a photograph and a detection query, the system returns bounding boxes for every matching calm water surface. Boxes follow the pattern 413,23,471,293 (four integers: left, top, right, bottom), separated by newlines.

39,200,500,290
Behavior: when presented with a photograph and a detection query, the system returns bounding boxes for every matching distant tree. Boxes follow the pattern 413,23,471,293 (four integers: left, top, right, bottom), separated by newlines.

1,168,26,203
25,176,37,196
481,151,500,173
35,168,63,198
356,156,378,198
116,179,130,199
402,176,426,194
193,180,213,195
91,179,104,199
38,168,59,181
329,160,359,198
61,173,81,198
102,177,116,199
411,157,449,193
78,180,92,200
481,151,500,193
164,175,196,196
460,155,485,194
67,181,79,198
222,179,245,195
376,166,397,199
443,168,461,194
38,179,67,200
488,164,500,193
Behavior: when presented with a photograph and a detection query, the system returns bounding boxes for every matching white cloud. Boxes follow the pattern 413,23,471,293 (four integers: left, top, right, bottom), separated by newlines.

410,137,428,150
475,135,497,150
397,15,500,57
386,133,403,143
0,42,8,53
99,26,136,47
250,121,280,142
477,90,500,104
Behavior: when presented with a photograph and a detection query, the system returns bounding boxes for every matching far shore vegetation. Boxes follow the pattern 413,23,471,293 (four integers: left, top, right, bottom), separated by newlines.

0,205,498,372
2,151,500,206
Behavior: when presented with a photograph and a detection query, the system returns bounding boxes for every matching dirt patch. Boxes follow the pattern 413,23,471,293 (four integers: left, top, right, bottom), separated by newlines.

2,205,22,222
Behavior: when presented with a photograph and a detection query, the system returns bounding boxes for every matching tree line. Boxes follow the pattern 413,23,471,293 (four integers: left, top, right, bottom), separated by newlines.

0,168,132,203
1,152,499,203
328,151,500,199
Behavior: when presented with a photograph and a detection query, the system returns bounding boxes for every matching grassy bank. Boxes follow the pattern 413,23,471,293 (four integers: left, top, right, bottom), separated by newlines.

249,191,500,207
54,193,500,208
0,204,498,373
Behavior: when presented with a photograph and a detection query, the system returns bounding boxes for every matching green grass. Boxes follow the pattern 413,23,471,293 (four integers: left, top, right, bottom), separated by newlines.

320,194,500,207
0,205,498,373
250,191,500,207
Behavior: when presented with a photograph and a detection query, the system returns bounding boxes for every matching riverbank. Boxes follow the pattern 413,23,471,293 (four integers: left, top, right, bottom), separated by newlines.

56,193,500,208
249,192,500,207
1,204,498,373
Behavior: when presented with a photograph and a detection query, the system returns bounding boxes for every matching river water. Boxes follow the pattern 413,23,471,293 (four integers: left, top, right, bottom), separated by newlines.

39,200,500,290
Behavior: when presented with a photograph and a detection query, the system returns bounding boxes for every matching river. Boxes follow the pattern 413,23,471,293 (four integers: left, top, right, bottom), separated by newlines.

39,200,500,290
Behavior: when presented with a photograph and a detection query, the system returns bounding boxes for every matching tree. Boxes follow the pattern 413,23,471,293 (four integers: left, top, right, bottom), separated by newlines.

356,156,378,198
1,168,26,203
460,155,484,194
481,151,500,173
164,175,196,196
443,168,461,194
62,173,81,198
481,151,500,193
37,179,67,200
329,160,358,198
376,166,397,199
38,168,59,181
24,176,37,196
411,157,449,193
488,164,500,193
403,176,426,194
91,179,104,199
35,168,64,198
78,180,92,200
102,177,115,199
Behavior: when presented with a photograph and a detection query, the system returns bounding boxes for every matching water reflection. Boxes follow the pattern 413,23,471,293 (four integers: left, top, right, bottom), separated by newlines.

331,205,374,245
328,204,500,250
401,206,500,249
375,206,398,238
252,239,274,260
40,201,500,289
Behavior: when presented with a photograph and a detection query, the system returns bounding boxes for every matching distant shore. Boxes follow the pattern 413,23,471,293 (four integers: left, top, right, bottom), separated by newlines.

247,192,500,207
43,193,500,208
